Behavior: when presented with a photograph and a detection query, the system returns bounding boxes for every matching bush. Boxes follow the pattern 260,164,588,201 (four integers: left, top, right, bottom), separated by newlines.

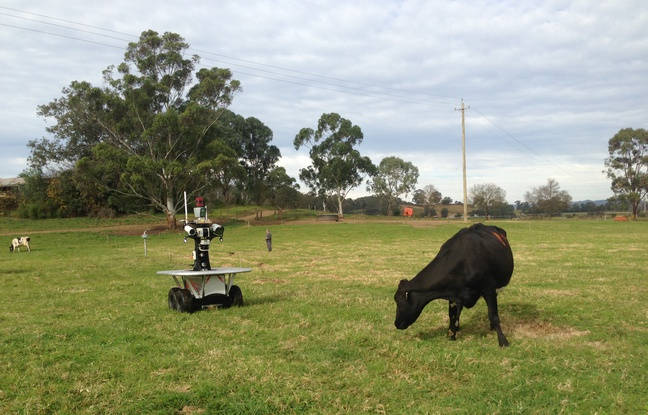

0,196,18,215
90,207,116,219
17,201,59,219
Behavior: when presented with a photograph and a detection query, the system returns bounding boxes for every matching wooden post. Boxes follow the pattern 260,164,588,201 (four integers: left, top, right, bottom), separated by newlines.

455,99,470,223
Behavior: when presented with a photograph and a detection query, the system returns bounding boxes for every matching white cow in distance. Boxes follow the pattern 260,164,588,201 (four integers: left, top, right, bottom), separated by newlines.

10,236,30,253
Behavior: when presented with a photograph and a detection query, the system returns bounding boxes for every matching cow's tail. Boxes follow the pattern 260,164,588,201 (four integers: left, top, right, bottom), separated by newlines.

9,244,13,252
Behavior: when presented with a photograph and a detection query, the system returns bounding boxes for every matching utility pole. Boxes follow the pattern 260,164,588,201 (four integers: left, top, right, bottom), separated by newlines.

455,98,470,223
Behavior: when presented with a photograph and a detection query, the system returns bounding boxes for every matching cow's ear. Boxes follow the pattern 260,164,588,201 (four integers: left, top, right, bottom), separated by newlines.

398,279,409,290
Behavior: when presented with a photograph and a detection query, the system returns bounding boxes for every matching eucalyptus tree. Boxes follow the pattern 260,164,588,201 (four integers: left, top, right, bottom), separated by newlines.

525,178,572,216
470,183,507,218
32,30,241,228
413,184,442,216
367,156,419,215
604,128,648,219
294,113,375,218
239,117,281,205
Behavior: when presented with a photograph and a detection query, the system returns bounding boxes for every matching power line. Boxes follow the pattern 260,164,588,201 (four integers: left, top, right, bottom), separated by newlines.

0,21,450,108
0,5,135,37
1,7,571,178
0,11,133,43
471,106,574,177
0,22,125,50
1,6,456,106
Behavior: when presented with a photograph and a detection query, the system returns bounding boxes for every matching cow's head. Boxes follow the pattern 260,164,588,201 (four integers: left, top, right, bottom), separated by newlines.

394,279,424,330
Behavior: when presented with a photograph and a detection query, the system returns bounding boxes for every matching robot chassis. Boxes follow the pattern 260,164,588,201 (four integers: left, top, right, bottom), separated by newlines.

158,197,251,313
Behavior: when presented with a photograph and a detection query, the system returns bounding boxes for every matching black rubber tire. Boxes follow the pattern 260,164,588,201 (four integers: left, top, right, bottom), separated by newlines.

168,287,182,311
229,285,244,307
175,288,196,313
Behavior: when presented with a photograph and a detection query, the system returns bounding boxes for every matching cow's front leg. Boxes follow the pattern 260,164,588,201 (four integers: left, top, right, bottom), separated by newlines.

483,291,509,347
448,301,463,340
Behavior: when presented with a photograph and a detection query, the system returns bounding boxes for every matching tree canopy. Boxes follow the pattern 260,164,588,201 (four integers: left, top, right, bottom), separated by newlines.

294,113,375,218
525,178,572,216
367,156,419,216
604,128,648,219
470,183,507,218
413,184,442,216
30,30,244,227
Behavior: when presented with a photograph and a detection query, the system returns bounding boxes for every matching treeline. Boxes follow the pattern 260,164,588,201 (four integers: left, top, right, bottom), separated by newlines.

17,107,305,220
12,30,648,222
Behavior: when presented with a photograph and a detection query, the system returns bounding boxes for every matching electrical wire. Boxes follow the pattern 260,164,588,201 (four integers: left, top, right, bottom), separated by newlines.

1,6,455,106
0,6,574,178
471,107,574,177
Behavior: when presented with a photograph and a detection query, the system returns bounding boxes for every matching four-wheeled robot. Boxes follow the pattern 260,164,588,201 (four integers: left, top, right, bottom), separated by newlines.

157,196,251,313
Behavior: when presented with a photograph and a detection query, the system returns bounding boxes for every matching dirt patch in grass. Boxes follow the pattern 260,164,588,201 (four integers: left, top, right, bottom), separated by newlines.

512,321,590,339
0,222,170,237
179,406,205,414
251,278,288,285
108,224,169,236
538,288,581,297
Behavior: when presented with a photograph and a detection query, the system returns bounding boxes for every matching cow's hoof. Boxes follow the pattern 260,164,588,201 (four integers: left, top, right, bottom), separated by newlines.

498,336,510,347
229,285,244,307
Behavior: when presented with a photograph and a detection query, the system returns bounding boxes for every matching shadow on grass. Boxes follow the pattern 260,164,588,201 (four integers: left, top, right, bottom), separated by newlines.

1,269,27,275
244,292,290,307
412,301,541,342
503,302,541,320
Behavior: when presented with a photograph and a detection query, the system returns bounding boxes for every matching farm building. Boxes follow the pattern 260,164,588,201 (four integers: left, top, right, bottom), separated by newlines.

0,177,24,213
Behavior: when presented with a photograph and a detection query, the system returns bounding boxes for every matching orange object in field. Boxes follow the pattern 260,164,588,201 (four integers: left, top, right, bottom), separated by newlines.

614,215,628,222
403,207,414,217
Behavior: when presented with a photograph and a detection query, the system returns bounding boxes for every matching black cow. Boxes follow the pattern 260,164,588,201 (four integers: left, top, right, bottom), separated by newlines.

394,223,514,347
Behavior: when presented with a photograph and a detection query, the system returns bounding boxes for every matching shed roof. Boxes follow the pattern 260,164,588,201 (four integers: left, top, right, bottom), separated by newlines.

0,177,25,187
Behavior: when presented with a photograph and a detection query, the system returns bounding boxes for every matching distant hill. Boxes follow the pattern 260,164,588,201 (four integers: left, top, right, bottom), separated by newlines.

572,200,607,206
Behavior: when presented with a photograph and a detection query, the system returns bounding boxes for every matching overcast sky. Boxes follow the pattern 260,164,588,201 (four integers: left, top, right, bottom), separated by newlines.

1,1,646,202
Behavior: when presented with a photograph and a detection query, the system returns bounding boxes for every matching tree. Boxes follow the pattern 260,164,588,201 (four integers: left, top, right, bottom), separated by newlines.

294,113,375,218
239,117,281,205
367,157,419,216
266,167,300,211
441,196,453,205
32,30,241,228
604,128,648,219
413,184,442,216
470,183,507,218
525,178,572,216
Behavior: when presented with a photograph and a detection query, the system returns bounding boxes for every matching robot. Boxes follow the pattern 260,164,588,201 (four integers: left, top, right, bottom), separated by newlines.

160,196,251,313
183,197,224,271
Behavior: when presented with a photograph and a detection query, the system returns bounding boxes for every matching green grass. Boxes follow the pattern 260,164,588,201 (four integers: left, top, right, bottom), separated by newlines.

0,213,166,234
1,219,646,414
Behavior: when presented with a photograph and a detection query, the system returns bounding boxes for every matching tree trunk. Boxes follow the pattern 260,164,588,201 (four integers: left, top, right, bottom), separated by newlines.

337,194,344,219
166,195,177,230
386,198,393,216
632,200,639,220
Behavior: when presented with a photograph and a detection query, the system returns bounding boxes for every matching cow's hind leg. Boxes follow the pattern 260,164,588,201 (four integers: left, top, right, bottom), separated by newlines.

483,291,509,347
448,301,463,341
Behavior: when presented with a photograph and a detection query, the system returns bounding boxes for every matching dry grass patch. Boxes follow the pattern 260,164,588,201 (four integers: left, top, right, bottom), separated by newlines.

511,321,590,340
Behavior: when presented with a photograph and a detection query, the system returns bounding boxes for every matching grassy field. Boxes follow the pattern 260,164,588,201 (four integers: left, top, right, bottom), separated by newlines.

1,219,646,414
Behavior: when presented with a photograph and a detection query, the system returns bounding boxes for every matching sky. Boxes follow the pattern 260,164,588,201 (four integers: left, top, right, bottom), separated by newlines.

1,0,646,203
